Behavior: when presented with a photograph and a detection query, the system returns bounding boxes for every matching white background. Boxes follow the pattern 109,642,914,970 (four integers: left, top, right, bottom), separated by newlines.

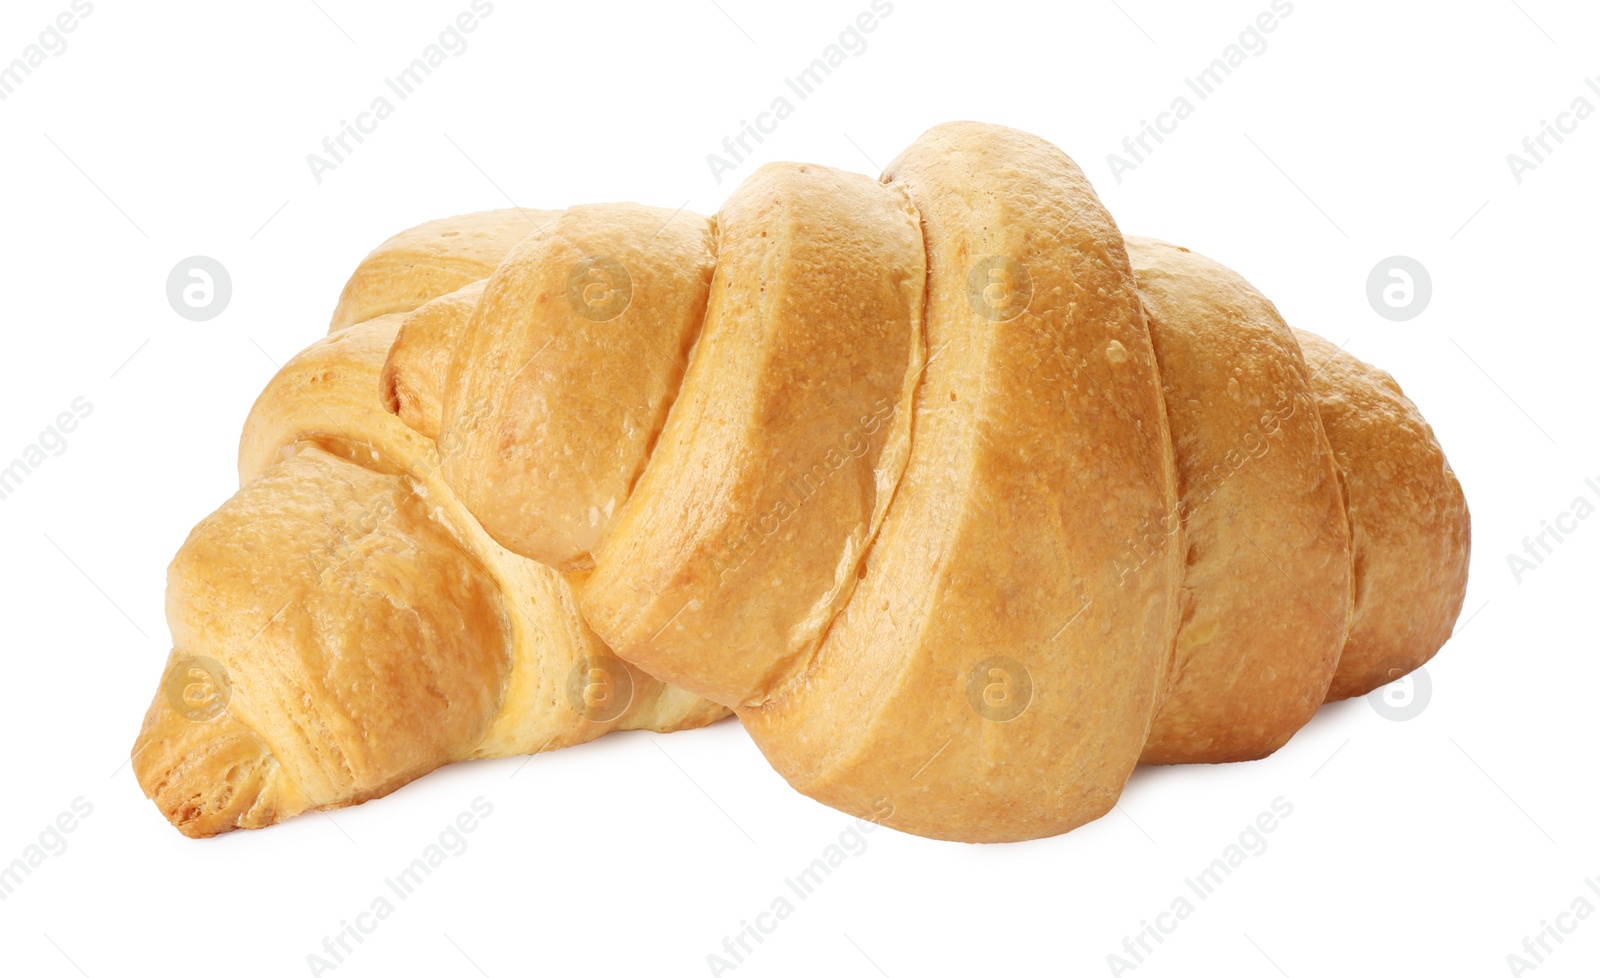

0,1,1595,975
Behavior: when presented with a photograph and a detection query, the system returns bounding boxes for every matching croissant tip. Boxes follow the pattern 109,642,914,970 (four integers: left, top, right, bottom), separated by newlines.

132,697,309,839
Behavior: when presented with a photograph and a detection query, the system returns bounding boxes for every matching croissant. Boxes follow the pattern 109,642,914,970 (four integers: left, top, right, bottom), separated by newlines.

130,228,726,838
374,121,1469,843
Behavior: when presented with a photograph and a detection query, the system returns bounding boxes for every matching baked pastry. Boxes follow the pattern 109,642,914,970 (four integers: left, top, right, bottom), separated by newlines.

329,208,547,331
1126,236,1353,764
130,220,726,838
379,121,1471,842
1291,329,1470,699
138,120,1469,843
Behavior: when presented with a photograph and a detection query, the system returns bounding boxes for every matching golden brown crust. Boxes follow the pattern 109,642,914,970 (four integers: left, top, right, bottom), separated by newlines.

572,166,925,706
246,322,729,747
735,122,1183,842
385,127,1191,841
137,445,513,838
133,315,726,838
1127,238,1351,764
1294,330,1471,699
381,280,486,440
133,680,313,835
183,120,1472,844
328,209,553,332
440,203,717,570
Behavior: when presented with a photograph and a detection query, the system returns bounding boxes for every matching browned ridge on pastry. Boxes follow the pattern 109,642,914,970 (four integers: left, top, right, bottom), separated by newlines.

369,121,1470,842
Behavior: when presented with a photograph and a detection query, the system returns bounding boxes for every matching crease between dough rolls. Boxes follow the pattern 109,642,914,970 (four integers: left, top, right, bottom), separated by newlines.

132,218,728,838
361,120,1471,843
